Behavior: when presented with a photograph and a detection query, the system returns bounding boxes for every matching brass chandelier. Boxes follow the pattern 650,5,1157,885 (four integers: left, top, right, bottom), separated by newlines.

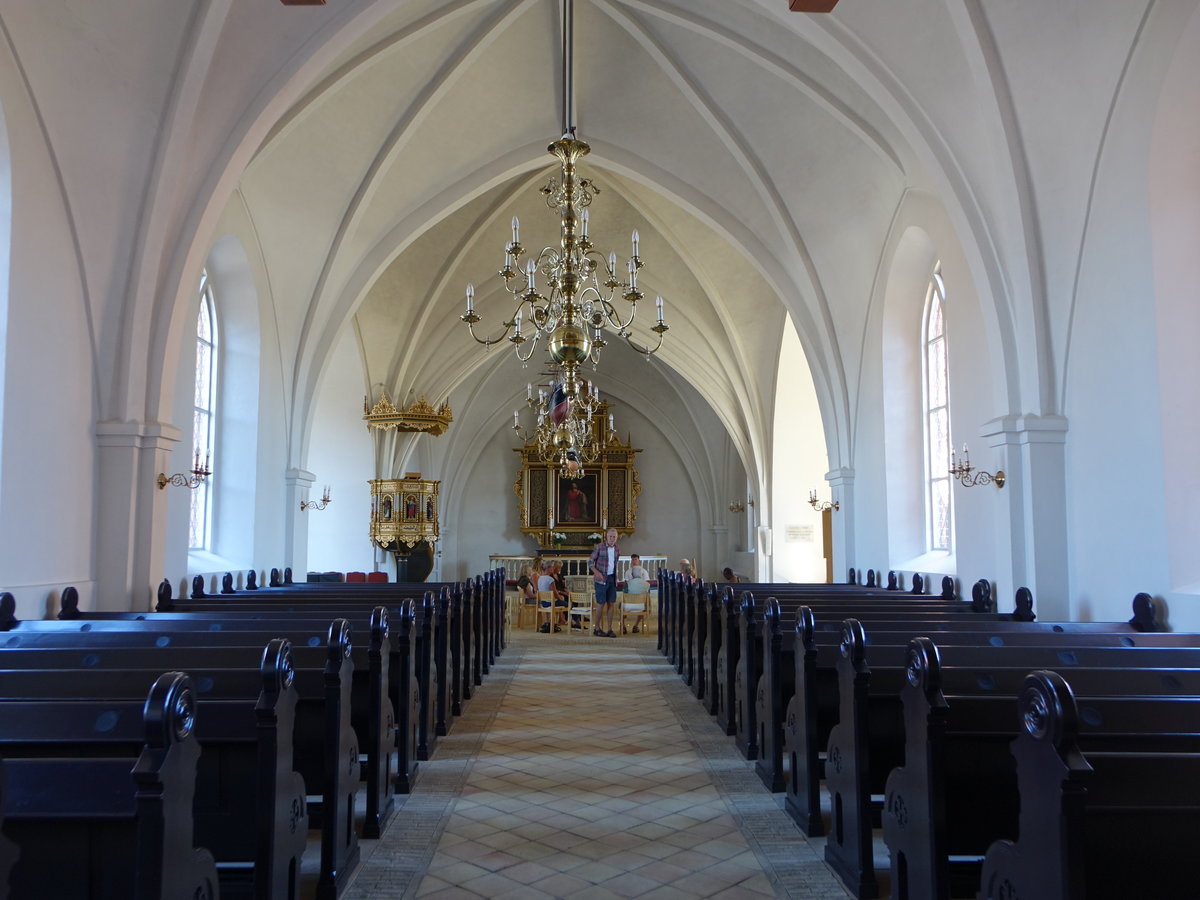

513,378,617,476
459,0,668,415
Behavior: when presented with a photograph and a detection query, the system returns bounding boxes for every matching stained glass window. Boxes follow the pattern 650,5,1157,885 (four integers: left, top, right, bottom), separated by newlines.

191,270,216,550
924,268,952,551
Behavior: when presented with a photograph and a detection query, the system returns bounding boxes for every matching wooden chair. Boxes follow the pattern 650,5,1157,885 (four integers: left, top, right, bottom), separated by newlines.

564,576,594,635
537,591,560,633
620,578,653,634
516,590,539,630
567,592,594,635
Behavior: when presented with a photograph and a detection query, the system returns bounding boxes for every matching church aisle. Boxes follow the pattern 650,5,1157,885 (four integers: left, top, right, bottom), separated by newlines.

344,631,852,899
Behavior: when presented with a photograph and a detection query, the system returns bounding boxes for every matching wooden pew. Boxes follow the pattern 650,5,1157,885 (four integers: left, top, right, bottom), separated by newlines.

0,618,363,899
757,586,1157,801
156,567,508,691
824,622,1200,899
665,568,892,683
0,612,397,840
84,581,447,763
147,579,464,756
41,593,424,798
703,577,989,735
780,596,1171,840
977,669,1200,900
0,638,307,899
729,585,998,760
879,636,1200,900
0,671,220,900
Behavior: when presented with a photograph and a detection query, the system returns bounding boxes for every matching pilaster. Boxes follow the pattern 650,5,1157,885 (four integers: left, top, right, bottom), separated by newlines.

826,466,855,583
980,415,1069,619
285,468,315,576
95,420,181,610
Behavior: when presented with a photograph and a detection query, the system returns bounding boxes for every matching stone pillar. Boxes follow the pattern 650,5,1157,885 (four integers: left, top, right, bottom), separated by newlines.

95,420,180,611
285,468,315,577
826,466,855,584
980,415,1069,619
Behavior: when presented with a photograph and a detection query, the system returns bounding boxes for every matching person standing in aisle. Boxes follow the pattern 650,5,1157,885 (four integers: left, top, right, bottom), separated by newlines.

589,528,620,637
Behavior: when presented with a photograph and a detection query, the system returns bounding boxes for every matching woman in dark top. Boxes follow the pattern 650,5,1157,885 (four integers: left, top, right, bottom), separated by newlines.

516,564,537,601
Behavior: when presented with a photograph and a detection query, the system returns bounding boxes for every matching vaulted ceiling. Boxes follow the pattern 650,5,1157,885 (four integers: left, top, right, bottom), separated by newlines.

230,0,934,480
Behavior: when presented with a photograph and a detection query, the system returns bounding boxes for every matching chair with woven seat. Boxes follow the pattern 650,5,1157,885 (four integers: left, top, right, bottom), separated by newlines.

537,590,563,633
564,576,594,635
567,591,594,635
620,575,653,635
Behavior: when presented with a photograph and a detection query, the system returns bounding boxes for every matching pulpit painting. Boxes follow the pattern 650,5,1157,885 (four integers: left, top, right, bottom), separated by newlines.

558,474,597,525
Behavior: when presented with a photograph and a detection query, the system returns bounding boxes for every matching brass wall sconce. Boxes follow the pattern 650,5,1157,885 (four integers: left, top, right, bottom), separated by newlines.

300,485,332,511
157,449,211,490
808,490,839,512
950,444,1005,488
728,499,754,513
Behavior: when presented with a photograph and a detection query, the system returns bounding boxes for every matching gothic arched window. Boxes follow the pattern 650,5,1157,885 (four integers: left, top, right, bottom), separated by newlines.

923,267,951,551
191,270,217,549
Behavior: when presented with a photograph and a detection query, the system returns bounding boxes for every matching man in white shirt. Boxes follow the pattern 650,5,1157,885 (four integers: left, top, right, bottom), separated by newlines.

588,528,620,637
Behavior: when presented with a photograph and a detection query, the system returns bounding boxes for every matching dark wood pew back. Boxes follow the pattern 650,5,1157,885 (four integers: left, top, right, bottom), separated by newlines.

978,669,1200,900
0,671,220,900
868,633,1200,900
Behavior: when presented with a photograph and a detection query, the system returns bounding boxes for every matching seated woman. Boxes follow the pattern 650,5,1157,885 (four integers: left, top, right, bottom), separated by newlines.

721,566,740,583
537,562,569,632
516,563,537,617
623,553,651,634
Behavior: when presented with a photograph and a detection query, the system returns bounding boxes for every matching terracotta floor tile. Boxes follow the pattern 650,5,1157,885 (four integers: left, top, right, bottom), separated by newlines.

342,633,852,900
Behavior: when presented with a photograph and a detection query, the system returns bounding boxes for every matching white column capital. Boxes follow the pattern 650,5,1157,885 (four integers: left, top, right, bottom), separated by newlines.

824,466,855,488
285,468,316,489
979,414,1068,446
96,419,182,451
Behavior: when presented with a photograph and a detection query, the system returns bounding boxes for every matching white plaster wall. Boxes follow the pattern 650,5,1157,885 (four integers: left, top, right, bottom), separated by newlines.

772,316,830,583
0,53,97,618
869,194,1001,599
305,326,377,575
1062,17,1182,627
1149,6,1200,629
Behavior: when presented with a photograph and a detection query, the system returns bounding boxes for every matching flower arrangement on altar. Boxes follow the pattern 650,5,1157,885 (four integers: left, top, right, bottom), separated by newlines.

551,532,567,546
587,532,603,542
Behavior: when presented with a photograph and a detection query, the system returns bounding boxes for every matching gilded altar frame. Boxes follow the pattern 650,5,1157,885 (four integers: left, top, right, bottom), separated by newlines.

514,436,641,552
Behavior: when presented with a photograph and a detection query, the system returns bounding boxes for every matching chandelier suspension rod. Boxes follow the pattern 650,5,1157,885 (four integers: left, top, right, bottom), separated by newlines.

561,0,575,138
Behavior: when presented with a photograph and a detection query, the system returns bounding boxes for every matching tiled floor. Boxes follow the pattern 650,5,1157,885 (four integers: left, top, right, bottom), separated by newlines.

343,630,853,899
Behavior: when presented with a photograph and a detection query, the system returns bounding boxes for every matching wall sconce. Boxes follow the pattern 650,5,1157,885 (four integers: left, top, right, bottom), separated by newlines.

157,449,211,490
808,490,839,512
728,499,754,513
950,444,1005,488
300,485,332,511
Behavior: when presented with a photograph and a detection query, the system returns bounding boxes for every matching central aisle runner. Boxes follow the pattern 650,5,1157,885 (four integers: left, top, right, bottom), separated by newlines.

345,633,851,899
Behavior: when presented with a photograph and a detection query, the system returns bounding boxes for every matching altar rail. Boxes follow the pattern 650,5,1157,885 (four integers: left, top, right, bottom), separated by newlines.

490,555,666,583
